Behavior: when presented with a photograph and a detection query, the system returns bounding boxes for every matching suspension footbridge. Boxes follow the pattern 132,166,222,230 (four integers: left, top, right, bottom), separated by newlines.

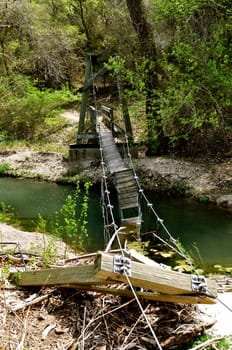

8,56,224,350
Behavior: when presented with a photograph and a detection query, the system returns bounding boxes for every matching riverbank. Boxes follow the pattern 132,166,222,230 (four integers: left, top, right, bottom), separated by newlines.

0,108,232,208
0,112,232,347
0,148,232,209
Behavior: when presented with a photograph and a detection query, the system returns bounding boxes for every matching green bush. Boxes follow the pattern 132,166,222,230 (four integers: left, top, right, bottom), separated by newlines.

0,201,16,223
0,163,10,176
0,75,77,141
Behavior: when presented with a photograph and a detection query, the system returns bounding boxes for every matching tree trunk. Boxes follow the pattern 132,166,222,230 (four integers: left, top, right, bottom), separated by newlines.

126,0,165,154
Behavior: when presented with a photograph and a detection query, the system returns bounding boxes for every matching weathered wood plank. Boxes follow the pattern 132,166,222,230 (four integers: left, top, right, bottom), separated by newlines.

9,264,103,287
118,192,138,201
8,251,217,304
115,175,135,184
118,194,138,205
119,200,139,209
95,252,217,298
77,133,98,139
58,284,216,304
116,184,137,193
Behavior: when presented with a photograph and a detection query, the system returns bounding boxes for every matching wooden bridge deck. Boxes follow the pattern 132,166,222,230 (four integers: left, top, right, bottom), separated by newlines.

99,130,141,235
100,131,127,174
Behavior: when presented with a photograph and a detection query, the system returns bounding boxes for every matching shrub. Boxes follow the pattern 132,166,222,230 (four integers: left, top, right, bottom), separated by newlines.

0,75,77,141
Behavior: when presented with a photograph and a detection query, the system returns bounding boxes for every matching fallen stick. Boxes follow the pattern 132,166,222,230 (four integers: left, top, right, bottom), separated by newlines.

10,293,51,312
41,324,56,340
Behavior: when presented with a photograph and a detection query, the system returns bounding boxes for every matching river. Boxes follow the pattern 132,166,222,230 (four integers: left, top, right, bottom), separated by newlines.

0,177,231,267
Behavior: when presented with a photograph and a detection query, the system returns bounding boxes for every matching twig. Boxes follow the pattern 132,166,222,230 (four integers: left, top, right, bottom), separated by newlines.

120,305,150,349
16,306,30,350
41,324,56,340
101,298,112,350
10,293,51,312
72,299,136,349
82,306,87,350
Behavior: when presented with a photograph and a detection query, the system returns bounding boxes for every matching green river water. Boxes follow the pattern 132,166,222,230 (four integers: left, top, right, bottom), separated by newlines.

0,177,231,267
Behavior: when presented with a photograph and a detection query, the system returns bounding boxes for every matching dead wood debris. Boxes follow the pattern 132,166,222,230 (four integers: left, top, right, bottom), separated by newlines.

0,252,216,349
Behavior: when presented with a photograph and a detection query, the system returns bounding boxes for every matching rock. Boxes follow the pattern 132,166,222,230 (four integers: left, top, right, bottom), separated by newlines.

216,195,232,207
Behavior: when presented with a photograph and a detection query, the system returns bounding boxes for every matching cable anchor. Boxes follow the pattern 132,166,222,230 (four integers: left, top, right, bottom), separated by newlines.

114,255,131,276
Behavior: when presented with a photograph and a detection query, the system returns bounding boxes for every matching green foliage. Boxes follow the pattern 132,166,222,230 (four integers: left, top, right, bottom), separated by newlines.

0,75,76,141
198,195,209,204
0,163,10,176
52,180,92,251
0,0,232,156
41,236,59,268
0,202,16,224
154,0,232,155
13,271,21,287
189,334,232,350
107,1,232,156
213,265,232,275
36,214,47,234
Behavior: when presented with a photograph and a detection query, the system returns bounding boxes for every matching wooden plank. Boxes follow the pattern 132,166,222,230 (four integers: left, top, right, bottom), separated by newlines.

116,177,136,186
58,284,216,304
126,249,162,267
77,133,98,139
95,252,217,297
116,181,136,189
8,251,217,304
116,177,136,185
118,192,138,200
115,173,134,182
116,180,135,187
119,201,139,210
9,264,103,287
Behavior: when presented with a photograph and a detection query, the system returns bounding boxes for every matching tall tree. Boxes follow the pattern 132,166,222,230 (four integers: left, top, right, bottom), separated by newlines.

126,0,165,154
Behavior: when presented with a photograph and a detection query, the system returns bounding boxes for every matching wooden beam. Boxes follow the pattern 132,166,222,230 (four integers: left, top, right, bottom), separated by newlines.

95,252,217,298
77,133,98,139
57,284,216,305
9,264,103,287
77,55,92,139
8,250,217,305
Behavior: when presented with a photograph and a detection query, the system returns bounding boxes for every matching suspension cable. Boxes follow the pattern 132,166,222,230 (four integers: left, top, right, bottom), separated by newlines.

123,131,232,314
94,58,163,349
98,126,163,349
98,80,232,327
123,133,193,263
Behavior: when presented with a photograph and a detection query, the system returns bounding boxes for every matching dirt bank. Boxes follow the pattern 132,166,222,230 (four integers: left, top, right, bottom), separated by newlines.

0,108,231,208
0,149,232,209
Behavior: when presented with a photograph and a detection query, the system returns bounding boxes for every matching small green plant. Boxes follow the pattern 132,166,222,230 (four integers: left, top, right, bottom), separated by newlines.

199,195,209,204
36,213,47,233
41,236,58,268
52,180,91,251
1,266,10,281
0,201,16,223
189,335,232,350
0,163,10,176
33,180,91,255
13,271,21,287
